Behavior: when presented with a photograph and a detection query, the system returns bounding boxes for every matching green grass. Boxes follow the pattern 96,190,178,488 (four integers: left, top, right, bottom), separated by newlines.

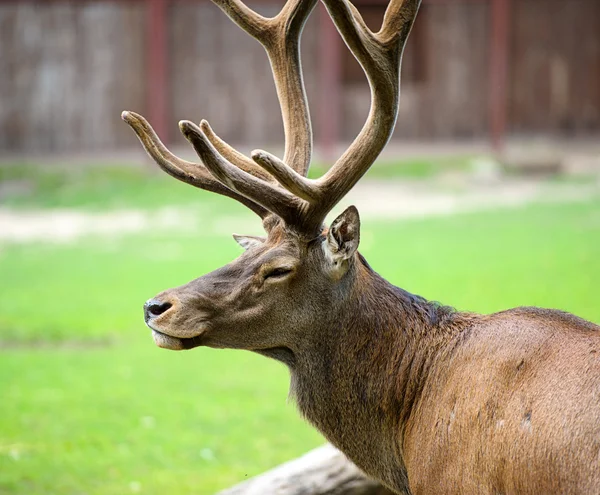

1,164,599,494
0,162,229,210
307,155,474,180
0,347,319,494
0,155,475,210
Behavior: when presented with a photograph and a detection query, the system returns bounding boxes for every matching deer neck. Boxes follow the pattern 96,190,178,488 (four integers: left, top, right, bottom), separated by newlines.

289,256,468,490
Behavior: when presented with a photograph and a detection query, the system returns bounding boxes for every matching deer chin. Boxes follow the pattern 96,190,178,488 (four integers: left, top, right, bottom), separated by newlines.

151,329,204,351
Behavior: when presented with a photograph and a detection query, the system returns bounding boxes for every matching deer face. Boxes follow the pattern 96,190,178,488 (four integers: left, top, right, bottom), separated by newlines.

123,0,416,360
143,208,360,354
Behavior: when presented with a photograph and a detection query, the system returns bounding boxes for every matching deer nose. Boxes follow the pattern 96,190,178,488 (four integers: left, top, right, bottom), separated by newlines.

144,299,173,321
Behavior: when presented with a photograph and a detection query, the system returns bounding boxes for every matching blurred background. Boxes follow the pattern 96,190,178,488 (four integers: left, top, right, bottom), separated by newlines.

0,1,599,494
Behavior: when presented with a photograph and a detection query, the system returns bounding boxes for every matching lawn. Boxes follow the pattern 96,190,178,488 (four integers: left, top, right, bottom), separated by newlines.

0,155,477,210
1,164,599,494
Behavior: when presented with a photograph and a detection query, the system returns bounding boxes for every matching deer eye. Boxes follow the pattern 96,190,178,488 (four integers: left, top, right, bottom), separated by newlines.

263,267,293,280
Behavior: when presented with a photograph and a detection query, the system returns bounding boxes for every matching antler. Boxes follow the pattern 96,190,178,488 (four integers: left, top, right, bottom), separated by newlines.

121,111,269,218
248,0,421,232
315,0,420,216
123,0,317,225
123,0,420,236
211,0,316,177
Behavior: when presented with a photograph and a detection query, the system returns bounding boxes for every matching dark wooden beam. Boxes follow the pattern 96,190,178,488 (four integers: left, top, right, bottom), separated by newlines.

488,0,511,151
318,2,342,164
146,0,169,144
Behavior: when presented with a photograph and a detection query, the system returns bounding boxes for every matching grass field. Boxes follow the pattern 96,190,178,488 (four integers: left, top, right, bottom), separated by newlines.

1,163,599,494
0,155,477,210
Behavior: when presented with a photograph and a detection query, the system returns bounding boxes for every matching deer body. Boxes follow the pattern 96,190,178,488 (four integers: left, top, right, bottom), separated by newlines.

122,0,600,492
403,308,600,494
284,260,600,494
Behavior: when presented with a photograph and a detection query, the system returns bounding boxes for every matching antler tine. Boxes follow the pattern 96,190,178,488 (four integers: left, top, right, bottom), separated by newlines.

318,0,376,70
191,0,277,183
212,0,317,177
124,1,420,237
269,0,317,176
245,0,421,233
379,0,422,45
251,149,318,202
180,120,306,225
209,0,270,38
121,111,269,218
199,120,273,183
302,0,420,228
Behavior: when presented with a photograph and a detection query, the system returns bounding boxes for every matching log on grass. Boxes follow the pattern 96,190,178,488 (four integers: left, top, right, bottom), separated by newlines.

216,444,394,495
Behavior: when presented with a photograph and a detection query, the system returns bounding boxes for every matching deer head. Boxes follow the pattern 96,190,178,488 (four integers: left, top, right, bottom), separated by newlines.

122,0,420,357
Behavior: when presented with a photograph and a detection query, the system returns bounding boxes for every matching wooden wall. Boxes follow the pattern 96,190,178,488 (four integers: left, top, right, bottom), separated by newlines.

0,3,146,152
367,2,490,140
412,2,490,139
344,0,600,141
0,0,598,153
509,0,600,135
0,1,321,153
168,1,321,148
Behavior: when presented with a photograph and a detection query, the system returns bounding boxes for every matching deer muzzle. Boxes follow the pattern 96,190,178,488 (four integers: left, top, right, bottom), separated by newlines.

143,296,208,350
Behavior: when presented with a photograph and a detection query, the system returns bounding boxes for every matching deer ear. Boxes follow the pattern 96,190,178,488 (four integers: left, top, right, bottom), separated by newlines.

326,206,360,263
233,234,265,250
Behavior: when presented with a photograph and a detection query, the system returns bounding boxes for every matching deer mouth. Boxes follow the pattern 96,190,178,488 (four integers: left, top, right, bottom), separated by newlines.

151,329,204,351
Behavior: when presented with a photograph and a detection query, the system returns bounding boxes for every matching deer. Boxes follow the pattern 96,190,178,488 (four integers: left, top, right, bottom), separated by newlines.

122,0,600,493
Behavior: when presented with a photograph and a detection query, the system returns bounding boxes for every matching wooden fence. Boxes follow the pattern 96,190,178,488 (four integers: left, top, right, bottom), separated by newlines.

0,0,598,153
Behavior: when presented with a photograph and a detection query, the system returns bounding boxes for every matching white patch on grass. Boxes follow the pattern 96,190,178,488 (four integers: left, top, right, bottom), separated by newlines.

129,481,142,493
0,179,597,245
0,207,200,244
199,448,216,462
140,416,155,429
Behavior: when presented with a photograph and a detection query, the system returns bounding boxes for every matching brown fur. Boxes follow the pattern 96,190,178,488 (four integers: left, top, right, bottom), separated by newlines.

124,1,599,492
144,220,600,494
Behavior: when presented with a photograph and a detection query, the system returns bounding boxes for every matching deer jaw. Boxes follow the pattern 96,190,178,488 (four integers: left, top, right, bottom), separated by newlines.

143,208,362,357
